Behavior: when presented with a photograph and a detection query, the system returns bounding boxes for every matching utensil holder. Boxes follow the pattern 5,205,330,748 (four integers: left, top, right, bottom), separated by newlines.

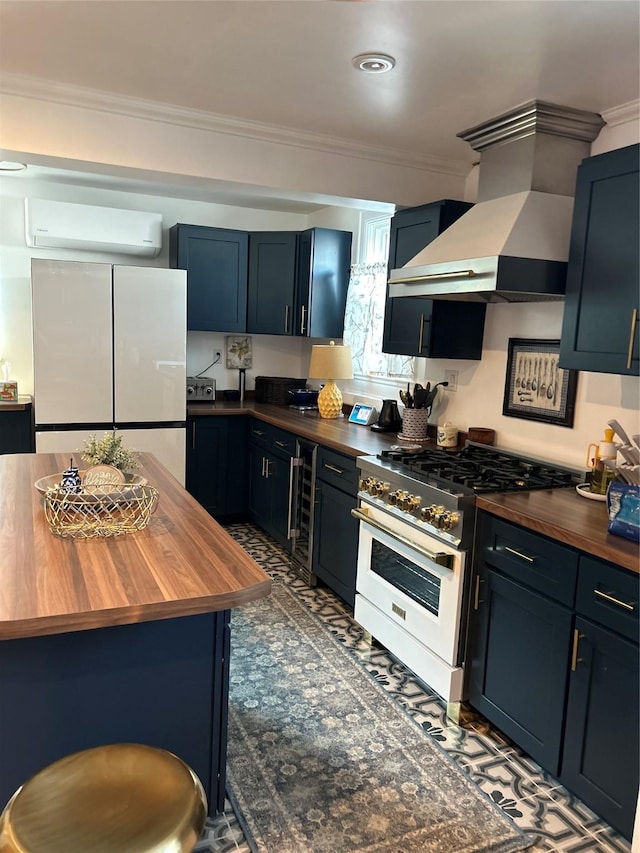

401,409,430,439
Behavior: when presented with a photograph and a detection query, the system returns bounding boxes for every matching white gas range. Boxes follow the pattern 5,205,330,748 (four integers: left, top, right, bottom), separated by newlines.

352,442,582,713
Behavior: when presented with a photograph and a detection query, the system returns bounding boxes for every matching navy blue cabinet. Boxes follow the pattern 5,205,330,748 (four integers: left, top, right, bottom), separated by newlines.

248,420,295,549
469,512,639,840
247,232,298,335
560,143,639,376
560,557,639,839
169,225,248,333
382,200,486,359
312,447,359,607
248,228,352,337
295,228,352,338
468,524,574,773
0,405,34,454
186,415,247,518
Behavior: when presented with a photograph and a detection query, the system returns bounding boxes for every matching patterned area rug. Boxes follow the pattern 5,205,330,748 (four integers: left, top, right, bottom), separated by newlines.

226,581,532,853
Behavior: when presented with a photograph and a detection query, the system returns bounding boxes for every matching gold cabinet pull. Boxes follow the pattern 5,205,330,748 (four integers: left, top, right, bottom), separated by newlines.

504,546,535,563
473,574,485,610
594,589,635,611
570,628,584,671
300,304,306,335
191,421,196,448
418,314,425,352
284,305,290,333
626,308,638,370
324,463,344,475
390,269,476,285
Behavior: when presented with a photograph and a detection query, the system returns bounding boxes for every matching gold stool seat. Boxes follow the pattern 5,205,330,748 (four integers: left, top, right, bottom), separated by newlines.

0,743,207,853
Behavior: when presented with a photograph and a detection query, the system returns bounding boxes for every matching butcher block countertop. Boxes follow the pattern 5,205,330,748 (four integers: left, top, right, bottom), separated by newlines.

0,452,271,640
188,400,403,457
477,490,639,574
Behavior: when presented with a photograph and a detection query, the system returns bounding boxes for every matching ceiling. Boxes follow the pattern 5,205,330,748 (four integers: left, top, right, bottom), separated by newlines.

0,0,638,209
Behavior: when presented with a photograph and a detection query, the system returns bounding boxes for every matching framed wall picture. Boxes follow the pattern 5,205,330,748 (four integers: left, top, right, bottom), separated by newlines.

502,338,578,428
225,336,253,369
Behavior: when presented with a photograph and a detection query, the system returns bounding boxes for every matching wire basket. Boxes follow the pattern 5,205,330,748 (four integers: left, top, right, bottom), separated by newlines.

43,484,159,538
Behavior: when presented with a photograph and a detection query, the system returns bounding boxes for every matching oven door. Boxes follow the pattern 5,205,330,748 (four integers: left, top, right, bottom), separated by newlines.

353,507,466,702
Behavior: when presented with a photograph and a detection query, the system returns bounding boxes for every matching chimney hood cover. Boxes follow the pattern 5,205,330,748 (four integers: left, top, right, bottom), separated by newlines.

389,101,604,303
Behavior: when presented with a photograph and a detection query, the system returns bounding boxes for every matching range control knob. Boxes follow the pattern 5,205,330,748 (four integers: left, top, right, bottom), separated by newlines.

398,494,421,513
421,504,445,523
438,511,461,531
388,489,408,506
359,477,375,493
373,480,390,497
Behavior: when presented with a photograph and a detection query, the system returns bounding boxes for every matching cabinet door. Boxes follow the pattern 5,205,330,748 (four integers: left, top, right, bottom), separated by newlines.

561,617,639,839
247,232,298,335
312,479,359,607
468,567,573,774
0,409,34,454
296,228,353,339
382,201,485,359
560,144,639,375
248,444,271,530
169,225,248,333
186,417,228,516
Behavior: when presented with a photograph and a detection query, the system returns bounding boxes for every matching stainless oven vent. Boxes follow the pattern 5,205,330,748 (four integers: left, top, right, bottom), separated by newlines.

389,100,605,303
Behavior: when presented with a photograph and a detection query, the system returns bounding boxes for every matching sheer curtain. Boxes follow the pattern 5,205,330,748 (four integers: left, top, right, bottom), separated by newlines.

343,262,414,379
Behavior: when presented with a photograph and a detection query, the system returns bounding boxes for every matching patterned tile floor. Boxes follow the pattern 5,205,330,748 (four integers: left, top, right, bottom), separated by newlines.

195,522,632,853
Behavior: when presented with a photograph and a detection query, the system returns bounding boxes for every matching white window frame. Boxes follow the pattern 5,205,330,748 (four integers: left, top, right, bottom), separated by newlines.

344,212,415,387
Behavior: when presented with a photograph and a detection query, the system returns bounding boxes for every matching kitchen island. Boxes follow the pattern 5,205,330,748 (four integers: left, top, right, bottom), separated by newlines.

0,452,271,813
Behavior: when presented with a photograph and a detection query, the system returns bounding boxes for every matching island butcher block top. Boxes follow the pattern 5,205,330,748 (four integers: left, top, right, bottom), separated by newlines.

0,453,271,640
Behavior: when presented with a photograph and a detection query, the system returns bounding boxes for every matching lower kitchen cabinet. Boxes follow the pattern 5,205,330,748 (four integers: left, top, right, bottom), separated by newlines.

468,511,639,840
248,421,295,550
468,567,573,773
312,447,360,607
186,416,247,518
560,556,639,839
0,406,34,454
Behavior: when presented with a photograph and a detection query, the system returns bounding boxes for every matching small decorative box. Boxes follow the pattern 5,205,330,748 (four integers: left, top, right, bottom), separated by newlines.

0,381,18,401
607,482,640,543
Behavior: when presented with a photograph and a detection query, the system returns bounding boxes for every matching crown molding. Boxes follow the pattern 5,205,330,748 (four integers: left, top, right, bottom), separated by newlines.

600,99,640,127
1,72,470,178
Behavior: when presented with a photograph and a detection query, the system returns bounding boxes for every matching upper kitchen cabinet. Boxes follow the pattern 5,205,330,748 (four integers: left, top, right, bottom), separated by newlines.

295,228,352,338
559,144,639,376
247,231,298,334
169,224,248,333
382,200,486,359
247,228,352,337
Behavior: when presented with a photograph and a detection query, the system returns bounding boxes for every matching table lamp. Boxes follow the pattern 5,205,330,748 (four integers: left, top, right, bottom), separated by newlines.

308,341,353,419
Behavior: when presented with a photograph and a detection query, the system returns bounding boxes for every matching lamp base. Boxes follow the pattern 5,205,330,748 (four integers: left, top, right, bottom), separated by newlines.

317,380,343,419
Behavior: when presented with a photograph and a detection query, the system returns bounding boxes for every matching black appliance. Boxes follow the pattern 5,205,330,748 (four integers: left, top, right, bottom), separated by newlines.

370,399,402,432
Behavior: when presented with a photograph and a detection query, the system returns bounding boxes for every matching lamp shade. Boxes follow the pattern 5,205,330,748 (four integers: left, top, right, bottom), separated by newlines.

308,341,353,381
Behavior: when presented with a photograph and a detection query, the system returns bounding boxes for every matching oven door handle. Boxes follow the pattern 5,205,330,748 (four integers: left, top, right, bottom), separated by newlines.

351,508,454,569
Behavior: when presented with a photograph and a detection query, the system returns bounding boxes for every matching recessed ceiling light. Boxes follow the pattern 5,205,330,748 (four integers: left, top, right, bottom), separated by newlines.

352,53,396,74
0,161,27,172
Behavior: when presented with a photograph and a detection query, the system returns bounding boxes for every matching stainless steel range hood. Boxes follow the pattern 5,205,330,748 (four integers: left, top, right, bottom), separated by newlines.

389,101,605,302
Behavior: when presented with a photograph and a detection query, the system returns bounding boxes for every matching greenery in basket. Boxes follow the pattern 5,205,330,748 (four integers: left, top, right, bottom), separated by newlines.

81,431,140,471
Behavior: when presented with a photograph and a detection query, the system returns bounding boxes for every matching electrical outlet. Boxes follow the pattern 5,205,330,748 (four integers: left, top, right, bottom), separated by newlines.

444,369,458,391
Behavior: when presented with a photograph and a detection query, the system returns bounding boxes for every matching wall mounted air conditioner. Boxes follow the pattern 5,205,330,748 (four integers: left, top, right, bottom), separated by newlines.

25,198,162,257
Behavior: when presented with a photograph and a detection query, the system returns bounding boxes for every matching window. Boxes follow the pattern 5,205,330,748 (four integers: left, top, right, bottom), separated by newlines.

343,214,414,380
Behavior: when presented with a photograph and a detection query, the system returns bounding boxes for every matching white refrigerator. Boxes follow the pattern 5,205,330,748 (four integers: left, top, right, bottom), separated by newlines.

32,259,187,484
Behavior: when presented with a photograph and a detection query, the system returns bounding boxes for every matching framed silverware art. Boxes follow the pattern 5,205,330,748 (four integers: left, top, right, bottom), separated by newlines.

502,338,578,428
